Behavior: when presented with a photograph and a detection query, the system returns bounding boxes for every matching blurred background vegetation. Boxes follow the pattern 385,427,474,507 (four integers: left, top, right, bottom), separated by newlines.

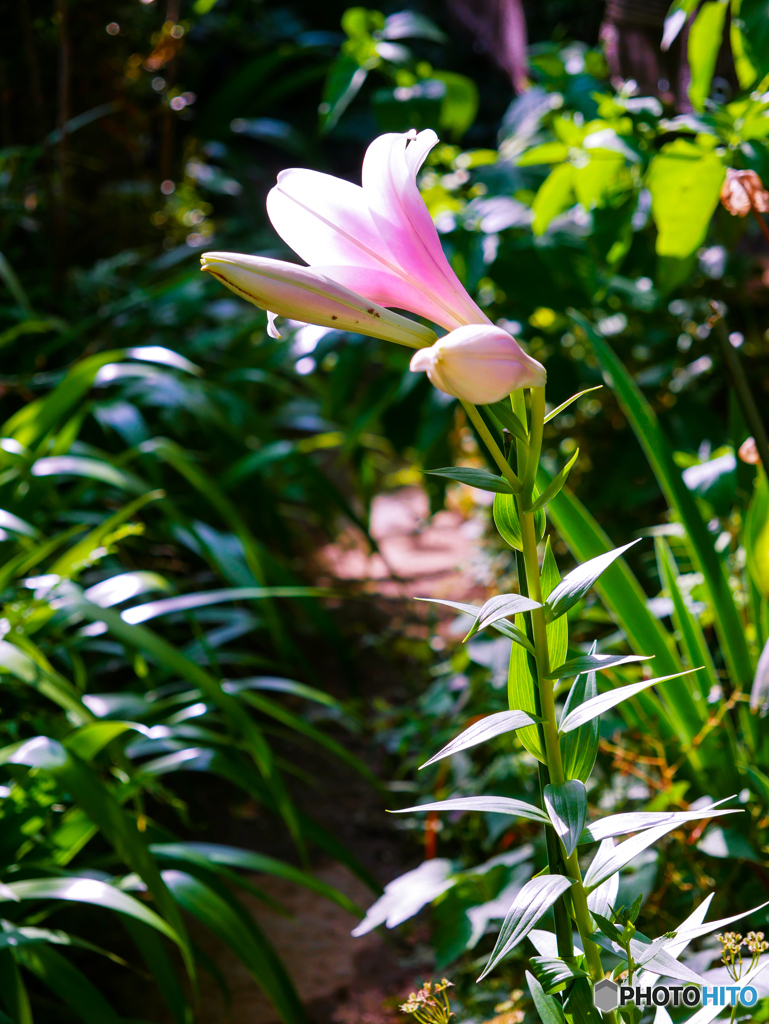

2,0,769,1022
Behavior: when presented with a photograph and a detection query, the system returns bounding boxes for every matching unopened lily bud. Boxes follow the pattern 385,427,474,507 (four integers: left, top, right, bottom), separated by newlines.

200,252,437,349
720,169,769,218
409,324,546,404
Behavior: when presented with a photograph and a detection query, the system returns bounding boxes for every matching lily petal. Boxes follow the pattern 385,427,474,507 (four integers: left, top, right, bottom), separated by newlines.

200,252,437,349
267,129,489,331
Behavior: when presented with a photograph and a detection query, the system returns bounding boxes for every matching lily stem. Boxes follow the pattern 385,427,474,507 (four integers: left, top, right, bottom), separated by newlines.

460,400,522,493
512,389,614,1018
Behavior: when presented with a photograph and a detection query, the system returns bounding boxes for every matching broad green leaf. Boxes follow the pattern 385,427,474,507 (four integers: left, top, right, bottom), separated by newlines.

544,780,587,858
494,492,545,551
573,149,626,209
645,139,724,257
532,163,575,235
559,668,599,783
544,386,602,424
517,142,569,166
526,970,569,1021
392,796,549,824
544,541,640,622
161,869,305,1024
578,314,753,689
688,1,729,110
425,466,514,494
433,71,478,140
732,0,769,85
546,652,651,679
17,944,121,1024
477,876,575,979
559,670,698,733
0,877,183,946
419,710,542,769
526,449,578,514
508,615,544,761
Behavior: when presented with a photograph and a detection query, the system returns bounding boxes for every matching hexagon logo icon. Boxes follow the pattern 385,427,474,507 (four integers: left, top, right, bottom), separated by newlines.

594,979,620,1013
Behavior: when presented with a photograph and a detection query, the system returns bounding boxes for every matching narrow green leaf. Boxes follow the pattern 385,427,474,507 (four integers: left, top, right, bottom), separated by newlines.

544,780,587,858
544,386,603,424
559,670,699,733
161,869,305,1024
528,961,587,999
465,592,542,639
391,795,549,824
485,400,529,444
425,466,514,494
31,455,146,492
478,876,575,979
584,818,711,890
0,949,32,1024
580,802,739,844
560,666,599,784
546,652,651,679
493,491,546,551
17,944,121,1024
575,311,752,687
508,614,545,761
545,541,641,622
0,640,91,721
526,970,569,1021
525,449,578,514
419,710,542,769
541,538,567,673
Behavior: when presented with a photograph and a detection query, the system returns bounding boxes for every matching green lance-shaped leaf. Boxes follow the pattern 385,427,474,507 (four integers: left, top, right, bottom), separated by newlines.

508,615,544,761
493,491,546,551
560,666,599,784
415,597,534,653
0,949,31,1024
0,736,68,769
575,312,753,688
586,845,618,918
0,639,92,721
525,449,579,514
559,669,699,733
419,710,542,769
425,467,514,494
484,400,529,445
525,971,568,1023
477,875,575,980
391,796,550,824
17,944,122,1024
541,538,567,672
579,801,740,844
546,652,652,679
30,455,147,493
544,780,587,858
528,960,588,998
464,593,542,640
544,386,603,424
162,869,306,1024
544,540,641,622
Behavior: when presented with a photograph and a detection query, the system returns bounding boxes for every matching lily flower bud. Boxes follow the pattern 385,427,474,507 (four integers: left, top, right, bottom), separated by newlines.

200,252,437,349
409,325,546,404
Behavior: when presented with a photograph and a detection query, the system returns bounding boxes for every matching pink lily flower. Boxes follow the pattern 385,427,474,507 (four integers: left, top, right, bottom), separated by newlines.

266,128,491,331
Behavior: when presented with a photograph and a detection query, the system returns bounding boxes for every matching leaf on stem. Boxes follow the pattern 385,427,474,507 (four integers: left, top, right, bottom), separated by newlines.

477,876,575,980
544,540,641,622
544,780,587,858
425,467,514,494
465,593,542,640
528,960,587,998
415,597,534,652
493,492,546,551
419,710,543,769
543,386,603,424
391,795,550,824
485,400,529,445
508,617,544,761
559,669,699,733
525,450,579,514
525,970,569,1022
546,652,652,679
559,658,599,784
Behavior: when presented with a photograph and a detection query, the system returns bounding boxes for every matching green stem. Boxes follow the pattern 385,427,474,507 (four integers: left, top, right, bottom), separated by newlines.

514,391,614,1015
460,400,522,492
